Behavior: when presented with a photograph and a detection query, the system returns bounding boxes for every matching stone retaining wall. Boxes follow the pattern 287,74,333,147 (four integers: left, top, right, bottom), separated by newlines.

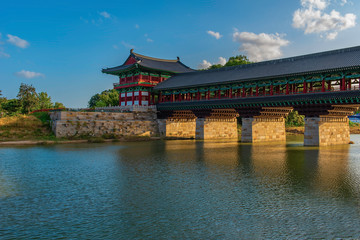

50,111,159,138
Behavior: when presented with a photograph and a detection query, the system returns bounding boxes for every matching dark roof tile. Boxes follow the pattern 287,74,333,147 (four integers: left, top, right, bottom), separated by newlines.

155,45,360,90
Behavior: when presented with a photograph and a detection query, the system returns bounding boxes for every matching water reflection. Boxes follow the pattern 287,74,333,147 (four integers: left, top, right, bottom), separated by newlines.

1,137,360,239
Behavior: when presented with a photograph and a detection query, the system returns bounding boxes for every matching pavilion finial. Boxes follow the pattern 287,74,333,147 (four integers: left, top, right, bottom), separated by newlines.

177,56,180,61
130,49,134,53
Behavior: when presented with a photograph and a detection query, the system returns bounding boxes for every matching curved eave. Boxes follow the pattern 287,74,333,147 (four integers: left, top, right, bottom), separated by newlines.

154,66,360,91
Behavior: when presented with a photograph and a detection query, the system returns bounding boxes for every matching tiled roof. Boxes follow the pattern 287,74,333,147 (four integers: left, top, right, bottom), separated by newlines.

102,49,194,74
155,46,360,90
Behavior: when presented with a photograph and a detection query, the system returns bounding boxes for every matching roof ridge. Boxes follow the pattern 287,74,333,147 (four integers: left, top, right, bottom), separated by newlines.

194,45,360,74
132,51,179,63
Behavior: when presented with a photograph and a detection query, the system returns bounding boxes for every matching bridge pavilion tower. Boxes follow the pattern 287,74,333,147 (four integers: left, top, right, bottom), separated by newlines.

102,49,194,107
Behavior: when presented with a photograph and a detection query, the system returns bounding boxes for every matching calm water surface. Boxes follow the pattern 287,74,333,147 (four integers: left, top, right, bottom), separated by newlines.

1,136,360,239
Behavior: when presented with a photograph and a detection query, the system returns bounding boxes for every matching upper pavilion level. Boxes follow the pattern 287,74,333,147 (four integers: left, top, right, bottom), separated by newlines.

102,49,194,106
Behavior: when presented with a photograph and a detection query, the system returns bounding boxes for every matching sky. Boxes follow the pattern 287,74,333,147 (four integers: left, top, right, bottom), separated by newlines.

1,0,360,107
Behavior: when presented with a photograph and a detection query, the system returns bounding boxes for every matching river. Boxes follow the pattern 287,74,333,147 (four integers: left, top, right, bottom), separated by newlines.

1,135,360,239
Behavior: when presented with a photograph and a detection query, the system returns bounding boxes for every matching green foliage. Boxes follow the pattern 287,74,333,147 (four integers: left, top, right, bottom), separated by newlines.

285,111,305,127
207,55,253,70
88,89,119,108
17,83,38,114
37,92,53,110
31,112,51,124
1,99,22,116
349,121,360,127
0,85,65,117
225,55,252,67
53,102,65,109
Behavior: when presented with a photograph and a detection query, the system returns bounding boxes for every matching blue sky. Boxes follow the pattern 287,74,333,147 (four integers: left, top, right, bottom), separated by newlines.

1,0,360,107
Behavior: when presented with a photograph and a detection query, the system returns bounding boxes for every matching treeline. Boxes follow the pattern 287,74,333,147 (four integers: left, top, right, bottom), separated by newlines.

0,83,65,117
88,89,119,108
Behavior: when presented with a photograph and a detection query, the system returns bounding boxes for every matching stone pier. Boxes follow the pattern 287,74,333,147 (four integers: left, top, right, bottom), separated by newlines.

195,118,238,140
160,119,196,139
240,107,293,143
304,117,350,146
194,109,239,140
241,117,286,143
302,105,360,146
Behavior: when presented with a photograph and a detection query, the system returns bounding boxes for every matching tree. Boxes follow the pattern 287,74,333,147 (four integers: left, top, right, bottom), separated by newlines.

207,55,253,70
53,102,65,109
37,92,53,109
88,89,119,108
224,55,252,67
285,111,305,127
1,99,22,116
17,83,38,114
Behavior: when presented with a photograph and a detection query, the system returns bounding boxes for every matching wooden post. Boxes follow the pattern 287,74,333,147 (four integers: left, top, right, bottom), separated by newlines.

322,79,325,92
303,81,307,93
270,85,273,95
286,83,289,95
218,90,221,99
139,91,142,105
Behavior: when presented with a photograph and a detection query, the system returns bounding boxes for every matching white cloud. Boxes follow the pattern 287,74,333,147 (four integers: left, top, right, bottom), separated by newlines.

207,30,222,40
197,57,227,69
340,0,347,6
198,60,212,69
121,41,136,49
135,24,139,29
216,57,227,66
7,34,30,48
15,70,44,79
233,31,289,62
113,44,119,49
0,51,10,58
99,11,111,18
144,34,153,42
292,0,356,40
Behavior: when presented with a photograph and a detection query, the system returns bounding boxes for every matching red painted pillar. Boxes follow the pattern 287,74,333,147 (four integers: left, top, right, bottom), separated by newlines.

218,90,221,99
197,91,200,100
286,83,289,95
348,79,352,90
242,88,246,97
124,92,127,106
139,91,142,105
256,86,259,96
341,77,346,91
207,90,210,100
270,85,273,96
303,81,307,93
178,93,182,102
322,79,325,92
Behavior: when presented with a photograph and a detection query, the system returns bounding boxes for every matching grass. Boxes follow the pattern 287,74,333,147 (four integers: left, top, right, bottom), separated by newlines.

0,113,56,141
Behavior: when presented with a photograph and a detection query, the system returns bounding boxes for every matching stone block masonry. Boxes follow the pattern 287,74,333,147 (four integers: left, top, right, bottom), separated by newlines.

50,111,159,138
158,119,196,139
304,117,350,146
196,118,238,140
242,117,286,143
